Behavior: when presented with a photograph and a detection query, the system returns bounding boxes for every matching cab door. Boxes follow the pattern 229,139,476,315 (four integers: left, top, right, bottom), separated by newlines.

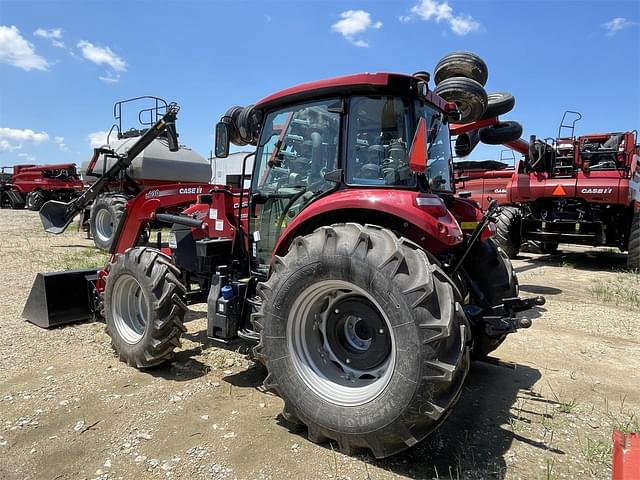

250,99,341,272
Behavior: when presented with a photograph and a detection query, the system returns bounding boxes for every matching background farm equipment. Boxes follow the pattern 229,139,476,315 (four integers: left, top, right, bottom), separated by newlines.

455,111,640,267
0,163,84,210
79,96,212,250
24,52,545,458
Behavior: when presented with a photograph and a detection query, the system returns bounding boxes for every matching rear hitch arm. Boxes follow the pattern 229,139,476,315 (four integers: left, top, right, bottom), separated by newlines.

497,295,546,316
482,296,546,337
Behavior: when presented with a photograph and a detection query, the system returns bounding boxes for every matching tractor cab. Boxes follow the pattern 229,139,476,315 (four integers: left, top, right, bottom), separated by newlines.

215,73,461,271
0,166,14,184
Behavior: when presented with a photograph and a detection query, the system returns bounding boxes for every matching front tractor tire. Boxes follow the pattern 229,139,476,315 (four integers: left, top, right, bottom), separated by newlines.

104,247,187,368
629,209,640,270
90,193,130,251
253,224,470,458
493,206,522,259
26,190,47,211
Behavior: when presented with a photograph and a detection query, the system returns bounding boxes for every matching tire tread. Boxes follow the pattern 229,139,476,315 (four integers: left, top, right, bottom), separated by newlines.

105,247,187,368
252,223,470,458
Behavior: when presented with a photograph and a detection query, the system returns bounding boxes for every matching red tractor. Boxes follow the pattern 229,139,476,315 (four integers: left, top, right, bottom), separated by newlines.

457,112,640,268
25,53,545,457
0,163,84,210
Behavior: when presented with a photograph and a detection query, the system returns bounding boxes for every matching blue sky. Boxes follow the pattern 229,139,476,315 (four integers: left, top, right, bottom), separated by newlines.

0,0,639,168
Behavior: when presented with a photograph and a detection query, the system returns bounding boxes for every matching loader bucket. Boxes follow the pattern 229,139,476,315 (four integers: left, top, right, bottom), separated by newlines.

22,269,98,328
40,200,75,234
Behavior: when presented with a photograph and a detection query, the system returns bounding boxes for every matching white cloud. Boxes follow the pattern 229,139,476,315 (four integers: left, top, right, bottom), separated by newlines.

0,25,49,71
88,131,112,148
0,127,49,153
331,10,383,47
602,17,637,36
18,152,35,162
34,28,62,40
401,0,480,36
54,136,69,152
449,15,480,35
0,140,18,152
77,40,126,72
0,127,49,143
34,27,66,48
352,39,370,48
99,72,121,84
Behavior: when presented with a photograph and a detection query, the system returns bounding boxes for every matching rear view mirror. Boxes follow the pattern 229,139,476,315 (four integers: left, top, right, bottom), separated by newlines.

215,122,230,158
444,102,462,123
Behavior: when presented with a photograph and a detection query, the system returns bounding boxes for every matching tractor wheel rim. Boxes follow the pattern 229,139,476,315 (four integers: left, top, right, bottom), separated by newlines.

287,280,395,407
94,209,114,243
111,274,149,344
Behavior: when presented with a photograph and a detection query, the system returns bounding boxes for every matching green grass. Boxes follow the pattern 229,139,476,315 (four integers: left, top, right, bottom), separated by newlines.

46,248,109,271
605,396,640,433
590,271,640,310
580,437,611,465
548,383,579,415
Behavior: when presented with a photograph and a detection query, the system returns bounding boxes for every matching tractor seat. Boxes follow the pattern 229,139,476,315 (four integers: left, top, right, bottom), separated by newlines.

360,164,381,179
601,134,622,150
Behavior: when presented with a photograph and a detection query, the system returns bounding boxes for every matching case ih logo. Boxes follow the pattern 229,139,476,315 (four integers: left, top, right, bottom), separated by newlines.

581,188,613,195
493,188,507,194
179,187,203,195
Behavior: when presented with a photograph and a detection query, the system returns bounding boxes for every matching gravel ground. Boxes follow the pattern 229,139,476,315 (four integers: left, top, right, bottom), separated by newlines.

0,209,638,480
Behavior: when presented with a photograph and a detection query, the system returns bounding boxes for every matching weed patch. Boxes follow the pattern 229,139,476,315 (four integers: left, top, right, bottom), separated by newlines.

45,248,108,271
590,272,640,310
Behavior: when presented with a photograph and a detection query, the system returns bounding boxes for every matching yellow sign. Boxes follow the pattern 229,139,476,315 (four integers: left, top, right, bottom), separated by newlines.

460,221,479,230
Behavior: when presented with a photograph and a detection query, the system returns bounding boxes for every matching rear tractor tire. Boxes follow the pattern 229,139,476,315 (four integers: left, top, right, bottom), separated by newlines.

492,206,522,259
104,247,187,368
8,191,25,209
26,190,47,211
90,193,130,251
628,209,640,270
463,240,519,358
253,223,470,458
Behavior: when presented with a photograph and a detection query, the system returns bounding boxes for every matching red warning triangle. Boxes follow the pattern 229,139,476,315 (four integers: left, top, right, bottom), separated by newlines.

552,184,567,196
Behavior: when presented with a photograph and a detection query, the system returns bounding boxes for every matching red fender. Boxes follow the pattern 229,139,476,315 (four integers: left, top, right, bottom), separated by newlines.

111,183,226,255
273,189,464,256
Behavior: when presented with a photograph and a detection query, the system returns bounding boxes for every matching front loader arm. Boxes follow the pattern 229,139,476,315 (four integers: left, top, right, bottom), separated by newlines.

39,103,181,234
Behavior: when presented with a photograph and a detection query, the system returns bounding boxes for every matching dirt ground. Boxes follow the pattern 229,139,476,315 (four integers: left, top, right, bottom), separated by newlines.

1,209,638,480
